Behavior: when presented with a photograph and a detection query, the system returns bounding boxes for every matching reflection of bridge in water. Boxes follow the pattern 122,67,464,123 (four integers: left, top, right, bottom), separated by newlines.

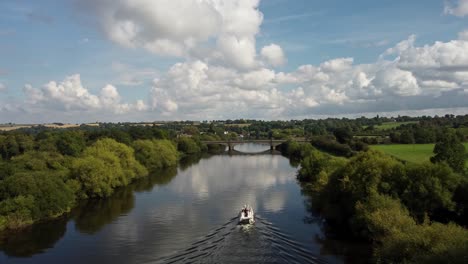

201,139,308,151
222,149,282,156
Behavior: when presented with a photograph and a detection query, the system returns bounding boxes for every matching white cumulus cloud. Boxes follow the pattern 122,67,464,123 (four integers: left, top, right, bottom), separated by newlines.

261,44,286,66
3,30,468,122
23,74,147,114
78,0,271,70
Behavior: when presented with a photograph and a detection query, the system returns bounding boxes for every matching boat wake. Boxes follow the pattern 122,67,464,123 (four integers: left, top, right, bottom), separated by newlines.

150,215,328,264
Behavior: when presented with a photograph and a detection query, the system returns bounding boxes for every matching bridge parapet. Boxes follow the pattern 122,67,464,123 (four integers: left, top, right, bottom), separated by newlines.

201,139,308,151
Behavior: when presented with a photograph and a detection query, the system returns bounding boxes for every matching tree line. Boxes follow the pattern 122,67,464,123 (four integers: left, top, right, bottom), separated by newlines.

0,127,207,232
281,130,468,263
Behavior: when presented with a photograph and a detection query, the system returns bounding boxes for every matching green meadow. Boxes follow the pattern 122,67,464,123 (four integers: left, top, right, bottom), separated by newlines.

370,143,468,165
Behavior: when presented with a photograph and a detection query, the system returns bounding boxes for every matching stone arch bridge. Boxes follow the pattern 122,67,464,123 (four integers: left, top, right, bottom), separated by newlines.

201,139,308,151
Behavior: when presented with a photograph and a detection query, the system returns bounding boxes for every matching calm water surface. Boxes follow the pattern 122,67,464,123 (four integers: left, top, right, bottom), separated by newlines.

0,144,360,264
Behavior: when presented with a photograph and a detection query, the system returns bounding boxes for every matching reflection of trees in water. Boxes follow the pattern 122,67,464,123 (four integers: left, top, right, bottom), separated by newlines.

0,166,179,258
133,166,177,190
73,166,178,234
179,154,202,171
73,187,135,234
299,183,372,263
0,217,67,257
179,154,214,171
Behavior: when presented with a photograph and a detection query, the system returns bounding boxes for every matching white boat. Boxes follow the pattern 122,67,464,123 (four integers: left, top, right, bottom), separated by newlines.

239,205,255,225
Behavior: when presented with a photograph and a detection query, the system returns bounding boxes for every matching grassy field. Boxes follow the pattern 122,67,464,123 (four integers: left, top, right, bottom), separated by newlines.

371,143,468,165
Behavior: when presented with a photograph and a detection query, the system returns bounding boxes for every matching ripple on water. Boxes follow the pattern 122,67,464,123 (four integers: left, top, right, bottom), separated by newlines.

151,216,326,264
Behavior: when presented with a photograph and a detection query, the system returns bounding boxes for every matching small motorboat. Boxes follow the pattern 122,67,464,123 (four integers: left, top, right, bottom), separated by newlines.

239,205,255,225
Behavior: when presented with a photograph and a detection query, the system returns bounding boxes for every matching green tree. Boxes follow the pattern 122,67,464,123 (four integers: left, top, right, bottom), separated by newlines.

399,130,415,144
56,131,86,156
177,137,201,155
431,130,466,173
0,134,34,159
333,127,353,144
0,171,76,231
182,126,199,136
401,162,462,220
133,139,178,171
72,155,118,198
72,138,147,198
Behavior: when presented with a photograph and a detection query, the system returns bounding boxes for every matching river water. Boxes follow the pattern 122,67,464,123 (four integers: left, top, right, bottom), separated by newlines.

0,144,363,264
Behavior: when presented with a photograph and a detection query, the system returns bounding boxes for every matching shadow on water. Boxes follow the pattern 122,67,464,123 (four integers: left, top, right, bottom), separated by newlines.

152,216,329,264
300,185,372,263
0,166,179,257
179,154,205,171
0,217,67,257
134,166,178,189
72,187,136,234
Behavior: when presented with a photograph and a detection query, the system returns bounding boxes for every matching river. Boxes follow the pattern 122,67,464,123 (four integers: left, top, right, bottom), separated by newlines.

0,143,365,264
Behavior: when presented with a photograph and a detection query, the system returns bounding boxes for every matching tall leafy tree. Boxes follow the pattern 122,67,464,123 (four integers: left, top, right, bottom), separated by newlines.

133,139,178,171
431,130,466,173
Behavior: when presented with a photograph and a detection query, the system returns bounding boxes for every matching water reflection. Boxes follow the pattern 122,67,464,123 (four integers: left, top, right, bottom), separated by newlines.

1,145,349,264
0,167,178,260
0,217,67,257
300,183,372,263
179,154,204,171
134,167,178,188
73,167,178,234
73,188,135,234
233,143,271,153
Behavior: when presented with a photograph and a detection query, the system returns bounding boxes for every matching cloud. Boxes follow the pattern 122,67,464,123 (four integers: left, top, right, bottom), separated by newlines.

142,32,468,119
111,62,157,86
2,29,468,122
459,30,468,40
372,65,420,96
0,83,6,92
320,57,354,72
77,0,270,70
148,60,287,119
444,0,468,17
234,68,276,90
264,12,317,24
261,44,286,66
23,74,147,114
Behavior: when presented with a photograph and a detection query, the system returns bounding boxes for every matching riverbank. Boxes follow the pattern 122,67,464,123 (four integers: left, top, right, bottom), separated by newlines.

290,143,468,263
1,145,346,263
0,138,184,232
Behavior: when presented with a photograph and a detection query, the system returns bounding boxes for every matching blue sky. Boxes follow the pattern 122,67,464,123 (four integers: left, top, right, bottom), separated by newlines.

0,0,467,123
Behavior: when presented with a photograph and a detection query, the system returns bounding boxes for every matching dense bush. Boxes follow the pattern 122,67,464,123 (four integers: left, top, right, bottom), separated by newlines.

431,130,466,173
0,151,76,230
298,148,346,190
177,137,202,155
72,138,148,198
354,194,468,263
299,149,468,263
133,139,178,171
310,136,353,157
0,127,191,231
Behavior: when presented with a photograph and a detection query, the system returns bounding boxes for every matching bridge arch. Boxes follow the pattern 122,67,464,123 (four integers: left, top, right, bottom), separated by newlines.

201,139,308,151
